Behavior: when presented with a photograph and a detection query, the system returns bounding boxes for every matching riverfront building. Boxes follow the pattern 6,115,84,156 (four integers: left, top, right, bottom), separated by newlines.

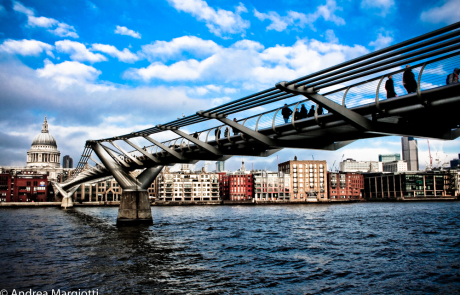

327,172,364,200
278,157,327,202
340,158,382,173
382,160,408,172
220,163,253,201
379,154,401,163
0,171,49,202
74,176,122,202
401,137,419,171
253,170,290,201
156,167,220,202
363,171,456,199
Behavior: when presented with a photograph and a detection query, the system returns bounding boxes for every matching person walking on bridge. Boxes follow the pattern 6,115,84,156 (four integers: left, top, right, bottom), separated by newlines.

317,105,323,115
294,108,301,121
300,104,308,119
447,68,459,84
232,118,240,135
307,105,315,117
385,74,397,99
281,104,293,123
403,65,417,94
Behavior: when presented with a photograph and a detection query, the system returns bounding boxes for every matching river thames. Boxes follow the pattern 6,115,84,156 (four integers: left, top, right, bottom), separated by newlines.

0,202,459,294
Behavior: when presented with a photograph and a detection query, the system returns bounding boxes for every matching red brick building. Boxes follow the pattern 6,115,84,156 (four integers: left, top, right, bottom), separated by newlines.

0,171,49,202
218,172,229,200
228,171,253,201
0,173,12,202
219,170,253,201
327,172,364,200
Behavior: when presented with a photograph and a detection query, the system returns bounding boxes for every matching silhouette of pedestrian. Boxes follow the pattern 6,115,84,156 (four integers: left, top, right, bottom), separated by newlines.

446,68,460,84
317,105,323,115
281,104,293,123
403,65,417,94
232,118,239,135
215,128,221,139
300,104,307,119
193,132,199,139
307,105,315,117
385,74,397,99
224,127,229,138
294,108,301,121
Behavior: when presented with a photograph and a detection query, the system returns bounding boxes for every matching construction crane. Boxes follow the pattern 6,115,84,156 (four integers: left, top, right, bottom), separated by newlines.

330,160,336,172
427,139,433,170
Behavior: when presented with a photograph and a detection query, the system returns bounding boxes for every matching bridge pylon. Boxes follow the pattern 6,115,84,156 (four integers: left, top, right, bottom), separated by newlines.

91,142,163,226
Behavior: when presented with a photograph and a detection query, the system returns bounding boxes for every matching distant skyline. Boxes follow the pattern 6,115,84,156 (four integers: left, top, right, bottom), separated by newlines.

0,0,459,171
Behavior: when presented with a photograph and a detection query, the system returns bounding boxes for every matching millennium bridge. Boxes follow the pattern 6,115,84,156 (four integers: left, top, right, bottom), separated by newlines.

53,22,460,225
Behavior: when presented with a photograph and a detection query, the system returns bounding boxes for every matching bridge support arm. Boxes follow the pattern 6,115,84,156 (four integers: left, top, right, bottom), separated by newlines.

197,111,279,147
276,82,375,131
123,139,162,164
143,136,188,160
51,182,79,209
100,144,131,168
157,125,223,155
91,142,141,190
109,141,144,166
136,166,164,190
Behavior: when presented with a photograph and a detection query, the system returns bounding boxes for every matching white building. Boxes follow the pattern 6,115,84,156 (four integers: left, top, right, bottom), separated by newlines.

156,168,220,202
382,160,408,172
340,158,383,173
253,170,290,201
1,116,70,182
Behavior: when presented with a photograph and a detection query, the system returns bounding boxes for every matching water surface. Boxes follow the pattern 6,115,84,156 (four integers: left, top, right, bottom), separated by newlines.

0,202,459,294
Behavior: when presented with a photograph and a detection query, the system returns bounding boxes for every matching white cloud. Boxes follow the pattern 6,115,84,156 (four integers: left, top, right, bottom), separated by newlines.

186,84,238,95
12,1,34,16
0,39,54,56
37,59,102,90
55,40,107,63
27,15,58,27
369,29,394,49
420,0,460,25
254,0,345,32
12,1,79,38
125,37,368,87
253,10,289,31
325,29,338,43
50,23,79,38
167,0,250,37
141,36,221,61
361,0,395,16
114,25,141,39
92,44,138,63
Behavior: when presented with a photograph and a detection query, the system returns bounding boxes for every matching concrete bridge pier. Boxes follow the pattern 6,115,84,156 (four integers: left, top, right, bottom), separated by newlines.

61,196,73,209
117,189,152,225
51,182,78,209
91,142,163,225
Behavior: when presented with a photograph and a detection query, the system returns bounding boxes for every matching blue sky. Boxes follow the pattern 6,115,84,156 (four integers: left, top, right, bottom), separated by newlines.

0,0,459,171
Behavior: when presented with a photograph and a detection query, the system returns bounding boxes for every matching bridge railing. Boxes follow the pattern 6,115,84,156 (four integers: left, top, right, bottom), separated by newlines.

114,50,460,160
